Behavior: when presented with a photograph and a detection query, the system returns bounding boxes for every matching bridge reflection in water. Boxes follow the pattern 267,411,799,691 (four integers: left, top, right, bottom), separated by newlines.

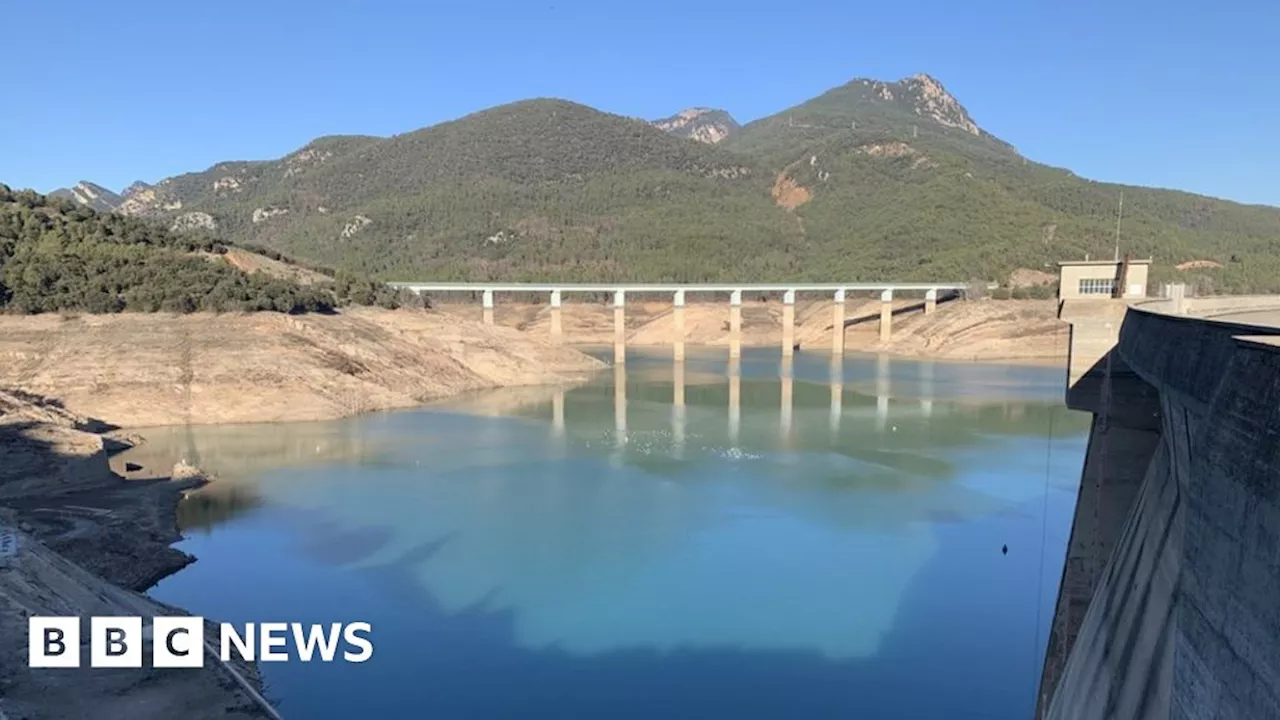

551,349,945,458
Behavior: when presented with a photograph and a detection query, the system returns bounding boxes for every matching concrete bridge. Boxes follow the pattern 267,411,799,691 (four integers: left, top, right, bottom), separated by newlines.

1041,295,1280,719
389,282,967,362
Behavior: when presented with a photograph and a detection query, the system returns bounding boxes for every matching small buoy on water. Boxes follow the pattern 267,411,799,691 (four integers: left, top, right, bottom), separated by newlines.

1001,544,1008,555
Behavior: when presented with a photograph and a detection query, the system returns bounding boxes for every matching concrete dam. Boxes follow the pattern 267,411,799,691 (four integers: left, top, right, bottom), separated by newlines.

1040,296,1280,718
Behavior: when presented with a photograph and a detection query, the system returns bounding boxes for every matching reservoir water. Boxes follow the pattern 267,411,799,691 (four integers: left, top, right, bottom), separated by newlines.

129,348,1089,719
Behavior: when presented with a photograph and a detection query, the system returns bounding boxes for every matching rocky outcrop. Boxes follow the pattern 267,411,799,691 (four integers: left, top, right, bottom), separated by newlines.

856,141,936,169
251,206,290,223
212,176,242,193
652,108,740,144
48,182,123,212
122,180,153,198
170,211,218,232
118,186,176,217
898,74,981,135
0,388,117,500
341,214,372,239
284,147,333,177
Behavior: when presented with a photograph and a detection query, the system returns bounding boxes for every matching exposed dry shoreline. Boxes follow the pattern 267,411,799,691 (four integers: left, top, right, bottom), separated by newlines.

0,389,274,719
435,297,1069,366
0,307,606,428
0,307,607,719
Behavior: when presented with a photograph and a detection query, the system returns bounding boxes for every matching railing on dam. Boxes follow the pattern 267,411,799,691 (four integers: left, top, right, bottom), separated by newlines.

388,281,969,363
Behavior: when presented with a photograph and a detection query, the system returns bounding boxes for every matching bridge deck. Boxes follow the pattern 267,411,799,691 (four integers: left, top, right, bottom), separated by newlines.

389,282,968,293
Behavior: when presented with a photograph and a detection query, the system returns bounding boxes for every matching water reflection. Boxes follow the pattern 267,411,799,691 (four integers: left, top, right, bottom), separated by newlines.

613,363,627,453
174,484,262,532
829,355,843,440
552,389,565,439
728,356,741,447
140,348,1090,719
780,355,794,446
672,359,686,458
920,358,935,417
877,353,891,432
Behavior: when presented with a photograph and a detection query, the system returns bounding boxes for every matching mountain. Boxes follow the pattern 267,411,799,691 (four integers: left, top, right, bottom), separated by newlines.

652,108,740,144
94,74,1280,292
114,100,796,281
724,73,1280,292
48,181,124,213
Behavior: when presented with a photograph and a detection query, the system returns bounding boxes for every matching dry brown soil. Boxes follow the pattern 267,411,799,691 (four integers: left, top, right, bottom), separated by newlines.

0,307,604,428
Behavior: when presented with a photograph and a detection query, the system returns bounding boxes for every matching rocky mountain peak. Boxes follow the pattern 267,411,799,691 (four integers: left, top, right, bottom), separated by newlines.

121,181,153,198
651,107,740,144
895,73,980,136
48,181,124,212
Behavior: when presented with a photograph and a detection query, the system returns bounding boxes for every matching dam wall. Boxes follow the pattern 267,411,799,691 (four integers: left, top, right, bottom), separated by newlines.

1043,300,1280,718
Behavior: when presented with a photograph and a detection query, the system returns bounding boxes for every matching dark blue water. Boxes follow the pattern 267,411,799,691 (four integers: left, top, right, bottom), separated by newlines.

136,349,1088,719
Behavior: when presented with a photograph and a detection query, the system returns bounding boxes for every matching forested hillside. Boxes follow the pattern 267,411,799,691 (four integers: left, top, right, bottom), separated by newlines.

727,74,1280,293
0,186,402,314
64,74,1280,292
117,100,798,282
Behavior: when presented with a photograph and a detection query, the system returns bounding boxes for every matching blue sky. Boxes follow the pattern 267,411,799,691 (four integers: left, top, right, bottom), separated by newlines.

4,0,1277,206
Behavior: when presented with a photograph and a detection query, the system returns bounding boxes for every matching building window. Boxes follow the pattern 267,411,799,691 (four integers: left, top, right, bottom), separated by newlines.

1079,278,1116,296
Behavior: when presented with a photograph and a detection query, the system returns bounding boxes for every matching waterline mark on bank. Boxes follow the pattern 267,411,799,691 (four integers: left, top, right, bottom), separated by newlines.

29,617,373,668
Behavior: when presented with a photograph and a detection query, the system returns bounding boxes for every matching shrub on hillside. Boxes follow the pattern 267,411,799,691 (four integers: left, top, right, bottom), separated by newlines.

0,185,405,315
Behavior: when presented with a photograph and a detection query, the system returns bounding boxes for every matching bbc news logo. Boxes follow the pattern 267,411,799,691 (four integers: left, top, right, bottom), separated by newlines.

29,617,373,668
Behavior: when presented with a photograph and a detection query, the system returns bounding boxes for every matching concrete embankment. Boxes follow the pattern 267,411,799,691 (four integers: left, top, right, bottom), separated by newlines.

1042,299,1280,719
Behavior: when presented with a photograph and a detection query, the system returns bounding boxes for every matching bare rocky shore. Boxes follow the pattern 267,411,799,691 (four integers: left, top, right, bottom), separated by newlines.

0,308,607,718
0,389,274,719
0,307,605,427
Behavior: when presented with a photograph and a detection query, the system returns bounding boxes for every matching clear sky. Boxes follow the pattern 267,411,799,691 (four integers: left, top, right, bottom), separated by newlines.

4,0,1277,206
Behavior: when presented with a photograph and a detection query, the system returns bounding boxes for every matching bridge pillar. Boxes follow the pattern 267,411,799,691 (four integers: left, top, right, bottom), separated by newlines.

782,289,796,358
924,288,937,315
613,290,627,364
672,290,686,362
549,289,563,341
832,289,847,356
880,289,893,342
729,289,743,359
482,289,494,325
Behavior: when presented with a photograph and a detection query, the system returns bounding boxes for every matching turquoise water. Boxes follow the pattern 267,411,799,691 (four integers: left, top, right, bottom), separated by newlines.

137,349,1089,719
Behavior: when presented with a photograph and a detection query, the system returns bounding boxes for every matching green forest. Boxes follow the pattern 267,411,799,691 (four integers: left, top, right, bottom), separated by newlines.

0,185,410,314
